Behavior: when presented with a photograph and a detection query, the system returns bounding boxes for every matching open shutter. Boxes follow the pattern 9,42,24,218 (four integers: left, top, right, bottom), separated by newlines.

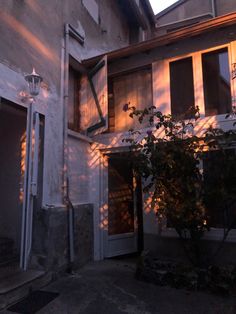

86,56,108,135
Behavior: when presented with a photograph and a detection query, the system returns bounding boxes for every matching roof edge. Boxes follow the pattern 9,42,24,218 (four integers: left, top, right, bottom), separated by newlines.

82,12,236,66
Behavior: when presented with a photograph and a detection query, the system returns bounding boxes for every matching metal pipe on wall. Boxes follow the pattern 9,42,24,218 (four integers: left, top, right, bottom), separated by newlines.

62,23,85,271
211,0,216,17
63,23,75,270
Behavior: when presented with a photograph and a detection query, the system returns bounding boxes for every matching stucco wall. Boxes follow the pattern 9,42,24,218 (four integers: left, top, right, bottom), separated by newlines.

0,0,135,207
156,0,212,26
155,0,236,36
215,0,236,16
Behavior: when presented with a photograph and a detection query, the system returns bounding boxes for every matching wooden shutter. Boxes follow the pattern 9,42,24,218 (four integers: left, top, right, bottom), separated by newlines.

113,68,152,132
84,56,108,135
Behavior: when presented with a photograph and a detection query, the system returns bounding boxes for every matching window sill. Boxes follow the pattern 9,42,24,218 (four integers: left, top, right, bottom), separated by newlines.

67,129,93,143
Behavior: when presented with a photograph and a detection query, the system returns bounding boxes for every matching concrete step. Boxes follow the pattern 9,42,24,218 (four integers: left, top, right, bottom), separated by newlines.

0,237,16,264
0,237,14,251
0,267,52,310
0,255,18,268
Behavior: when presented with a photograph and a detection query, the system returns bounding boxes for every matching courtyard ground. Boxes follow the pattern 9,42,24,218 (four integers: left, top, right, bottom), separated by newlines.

2,257,236,314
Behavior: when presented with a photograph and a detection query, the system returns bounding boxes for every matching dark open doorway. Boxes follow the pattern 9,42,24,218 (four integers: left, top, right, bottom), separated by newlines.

0,99,27,266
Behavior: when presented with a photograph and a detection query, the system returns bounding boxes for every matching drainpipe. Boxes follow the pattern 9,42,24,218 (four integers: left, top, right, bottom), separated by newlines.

63,24,85,271
63,23,69,204
63,23,75,272
211,0,216,17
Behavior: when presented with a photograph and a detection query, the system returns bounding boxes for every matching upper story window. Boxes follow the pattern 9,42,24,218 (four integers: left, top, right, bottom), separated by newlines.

202,48,232,116
169,57,195,118
162,45,234,119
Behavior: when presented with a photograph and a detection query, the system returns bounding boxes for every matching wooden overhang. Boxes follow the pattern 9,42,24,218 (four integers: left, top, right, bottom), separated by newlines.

82,12,236,67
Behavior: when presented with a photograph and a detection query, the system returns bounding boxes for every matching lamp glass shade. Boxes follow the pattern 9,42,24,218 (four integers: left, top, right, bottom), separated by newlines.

25,68,43,96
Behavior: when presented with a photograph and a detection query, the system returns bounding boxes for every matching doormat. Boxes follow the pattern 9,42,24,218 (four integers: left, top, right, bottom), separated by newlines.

8,290,59,314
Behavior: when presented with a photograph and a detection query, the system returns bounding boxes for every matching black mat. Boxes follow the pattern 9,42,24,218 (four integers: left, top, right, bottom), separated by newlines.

8,290,59,314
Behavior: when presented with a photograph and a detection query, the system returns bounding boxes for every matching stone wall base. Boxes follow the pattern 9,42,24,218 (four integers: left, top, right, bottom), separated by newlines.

30,204,94,272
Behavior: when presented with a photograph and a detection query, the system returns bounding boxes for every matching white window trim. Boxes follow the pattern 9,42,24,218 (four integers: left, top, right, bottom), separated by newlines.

163,42,236,121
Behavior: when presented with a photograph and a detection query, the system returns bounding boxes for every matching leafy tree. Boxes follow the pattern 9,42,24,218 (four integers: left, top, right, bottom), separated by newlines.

123,104,236,267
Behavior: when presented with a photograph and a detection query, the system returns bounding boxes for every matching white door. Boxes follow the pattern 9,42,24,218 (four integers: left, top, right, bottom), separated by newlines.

104,155,138,257
20,105,40,270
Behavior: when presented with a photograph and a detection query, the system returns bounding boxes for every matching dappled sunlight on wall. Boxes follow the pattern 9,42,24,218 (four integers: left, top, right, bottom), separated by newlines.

143,191,159,215
19,131,27,203
67,137,90,203
25,0,46,18
100,203,108,231
0,11,59,65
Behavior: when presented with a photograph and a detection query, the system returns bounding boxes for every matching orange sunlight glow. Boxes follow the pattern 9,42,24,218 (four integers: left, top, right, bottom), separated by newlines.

20,131,27,203
1,12,58,64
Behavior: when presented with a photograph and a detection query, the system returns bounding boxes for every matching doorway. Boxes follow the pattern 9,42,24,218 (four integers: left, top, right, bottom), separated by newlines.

105,154,143,257
0,100,27,266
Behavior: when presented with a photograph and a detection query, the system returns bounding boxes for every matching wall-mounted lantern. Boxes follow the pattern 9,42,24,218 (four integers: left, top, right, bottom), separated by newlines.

25,68,43,97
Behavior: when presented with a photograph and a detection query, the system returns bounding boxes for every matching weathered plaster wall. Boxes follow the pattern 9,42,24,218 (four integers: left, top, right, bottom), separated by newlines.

155,0,236,36
68,136,90,204
215,0,236,16
0,0,133,207
0,0,142,268
155,0,212,30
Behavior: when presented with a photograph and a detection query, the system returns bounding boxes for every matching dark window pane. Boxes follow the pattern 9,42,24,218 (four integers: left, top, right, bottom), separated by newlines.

203,149,236,228
202,48,232,116
170,57,195,118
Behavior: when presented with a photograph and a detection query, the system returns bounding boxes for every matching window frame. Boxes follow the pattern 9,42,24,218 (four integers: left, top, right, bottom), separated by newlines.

68,66,81,132
164,42,236,120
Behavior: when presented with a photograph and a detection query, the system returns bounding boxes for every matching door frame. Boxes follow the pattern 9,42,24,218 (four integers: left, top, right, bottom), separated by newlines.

100,151,143,258
20,102,44,270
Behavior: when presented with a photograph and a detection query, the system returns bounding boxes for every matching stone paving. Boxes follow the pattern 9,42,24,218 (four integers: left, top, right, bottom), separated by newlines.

2,258,236,314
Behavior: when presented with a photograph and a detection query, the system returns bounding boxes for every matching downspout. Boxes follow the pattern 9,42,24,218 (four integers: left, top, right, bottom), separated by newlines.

211,0,216,18
63,23,75,272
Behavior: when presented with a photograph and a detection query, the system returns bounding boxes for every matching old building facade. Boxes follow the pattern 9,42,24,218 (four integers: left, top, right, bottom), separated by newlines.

82,7,236,262
0,0,155,274
1,0,236,288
